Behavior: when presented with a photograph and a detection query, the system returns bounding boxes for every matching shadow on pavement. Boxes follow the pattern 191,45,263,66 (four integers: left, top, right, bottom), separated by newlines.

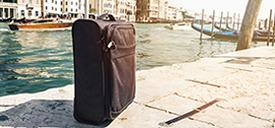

0,100,110,128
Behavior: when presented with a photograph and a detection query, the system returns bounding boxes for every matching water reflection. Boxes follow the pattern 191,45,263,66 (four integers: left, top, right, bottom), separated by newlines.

0,29,73,96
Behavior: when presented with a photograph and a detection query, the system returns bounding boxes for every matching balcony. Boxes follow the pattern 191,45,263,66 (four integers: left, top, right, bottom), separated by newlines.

26,4,34,10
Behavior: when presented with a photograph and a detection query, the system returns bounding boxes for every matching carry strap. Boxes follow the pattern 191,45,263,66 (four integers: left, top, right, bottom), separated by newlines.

97,13,116,21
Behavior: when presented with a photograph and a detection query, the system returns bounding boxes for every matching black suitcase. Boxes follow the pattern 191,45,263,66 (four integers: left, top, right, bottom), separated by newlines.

72,14,136,124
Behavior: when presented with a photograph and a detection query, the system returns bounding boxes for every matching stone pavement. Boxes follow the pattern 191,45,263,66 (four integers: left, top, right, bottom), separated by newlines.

0,46,275,128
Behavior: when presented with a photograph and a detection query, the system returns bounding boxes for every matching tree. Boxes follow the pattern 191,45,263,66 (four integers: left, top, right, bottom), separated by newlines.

236,0,262,51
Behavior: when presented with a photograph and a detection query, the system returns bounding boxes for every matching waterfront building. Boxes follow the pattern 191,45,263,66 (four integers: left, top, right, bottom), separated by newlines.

166,5,177,21
17,0,42,19
136,0,159,22
115,0,136,21
158,0,167,21
89,0,136,22
0,0,17,18
42,0,85,18
136,0,181,22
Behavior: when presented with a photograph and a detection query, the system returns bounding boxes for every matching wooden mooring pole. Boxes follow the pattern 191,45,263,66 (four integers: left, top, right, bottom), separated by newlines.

226,12,229,27
258,21,261,30
237,14,240,31
264,18,268,30
233,13,236,30
219,12,223,32
211,10,215,39
236,0,262,51
200,9,205,41
272,14,275,46
267,9,272,46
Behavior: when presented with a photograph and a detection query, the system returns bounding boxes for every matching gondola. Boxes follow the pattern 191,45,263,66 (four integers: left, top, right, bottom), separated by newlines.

192,23,238,40
0,18,13,23
191,22,275,42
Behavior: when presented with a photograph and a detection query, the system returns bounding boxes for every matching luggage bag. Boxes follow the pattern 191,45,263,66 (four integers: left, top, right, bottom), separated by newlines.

72,14,136,124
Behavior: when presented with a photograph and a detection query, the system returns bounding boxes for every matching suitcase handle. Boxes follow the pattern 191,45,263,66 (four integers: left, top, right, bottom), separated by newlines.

98,13,116,21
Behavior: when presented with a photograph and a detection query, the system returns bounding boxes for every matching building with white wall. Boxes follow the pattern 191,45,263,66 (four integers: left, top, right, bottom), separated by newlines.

17,0,42,19
42,0,85,18
0,0,17,18
166,5,178,21
89,0,135,21
115,0,136,21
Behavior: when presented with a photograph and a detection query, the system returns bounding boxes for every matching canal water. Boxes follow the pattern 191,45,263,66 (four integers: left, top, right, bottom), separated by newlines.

0,23,264,96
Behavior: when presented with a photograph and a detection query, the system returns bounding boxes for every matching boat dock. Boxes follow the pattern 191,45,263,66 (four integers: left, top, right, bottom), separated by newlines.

0,46,275,127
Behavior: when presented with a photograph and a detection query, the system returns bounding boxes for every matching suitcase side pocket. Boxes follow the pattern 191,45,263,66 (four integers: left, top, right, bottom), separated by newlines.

105,24,136,118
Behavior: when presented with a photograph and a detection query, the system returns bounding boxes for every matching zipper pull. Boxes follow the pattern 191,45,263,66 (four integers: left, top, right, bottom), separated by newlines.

107,41,116,49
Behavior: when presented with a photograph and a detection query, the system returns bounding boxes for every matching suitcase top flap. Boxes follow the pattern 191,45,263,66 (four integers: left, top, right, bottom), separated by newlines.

105,23,136,48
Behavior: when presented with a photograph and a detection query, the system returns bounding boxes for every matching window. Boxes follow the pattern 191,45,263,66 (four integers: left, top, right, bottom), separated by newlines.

45,6,47,10
75,9,77,12
71,2,73,5
55,8,57,11
28,10,32,17
21,10,24,17
66,1,67,5
55,1,57,4
66,8,68,12
61,1,62,5
4,8,8,18
51,0,53,3
61,8,62,12
35,11,38,16
52,7,53,10
3,0,17,3
75,2,77,5
71,9,73,12
0,8,3,18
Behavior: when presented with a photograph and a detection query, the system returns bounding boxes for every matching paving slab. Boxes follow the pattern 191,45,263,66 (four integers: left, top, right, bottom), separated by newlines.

192,106,273,128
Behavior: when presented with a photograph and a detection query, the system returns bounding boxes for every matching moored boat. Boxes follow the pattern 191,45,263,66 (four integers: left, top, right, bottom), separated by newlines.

0,18,13,23
8,19,73,31
191,23,239,40
191,22,275,41
168,22,192,30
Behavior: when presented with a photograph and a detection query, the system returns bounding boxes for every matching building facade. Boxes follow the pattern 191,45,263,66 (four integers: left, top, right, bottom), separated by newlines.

89,0,135,21
0,0,17,18
136,0,180,22
136,0,159,22
17,0,41,19
42,0,85,18
115,0,136,21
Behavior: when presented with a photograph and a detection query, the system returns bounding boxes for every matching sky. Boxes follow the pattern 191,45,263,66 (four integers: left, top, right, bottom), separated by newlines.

169,0,275,19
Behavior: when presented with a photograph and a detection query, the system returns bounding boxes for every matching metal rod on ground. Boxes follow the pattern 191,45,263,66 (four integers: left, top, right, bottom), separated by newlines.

200,9,205,41
272,14,275,46
267,9,272,46
233,13,236,30
236,0,262,51
219,12,223,32
160,99,220,126
211,10,215,39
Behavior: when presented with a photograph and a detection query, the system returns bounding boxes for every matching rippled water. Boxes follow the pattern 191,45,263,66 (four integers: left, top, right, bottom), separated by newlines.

0,23,264,96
